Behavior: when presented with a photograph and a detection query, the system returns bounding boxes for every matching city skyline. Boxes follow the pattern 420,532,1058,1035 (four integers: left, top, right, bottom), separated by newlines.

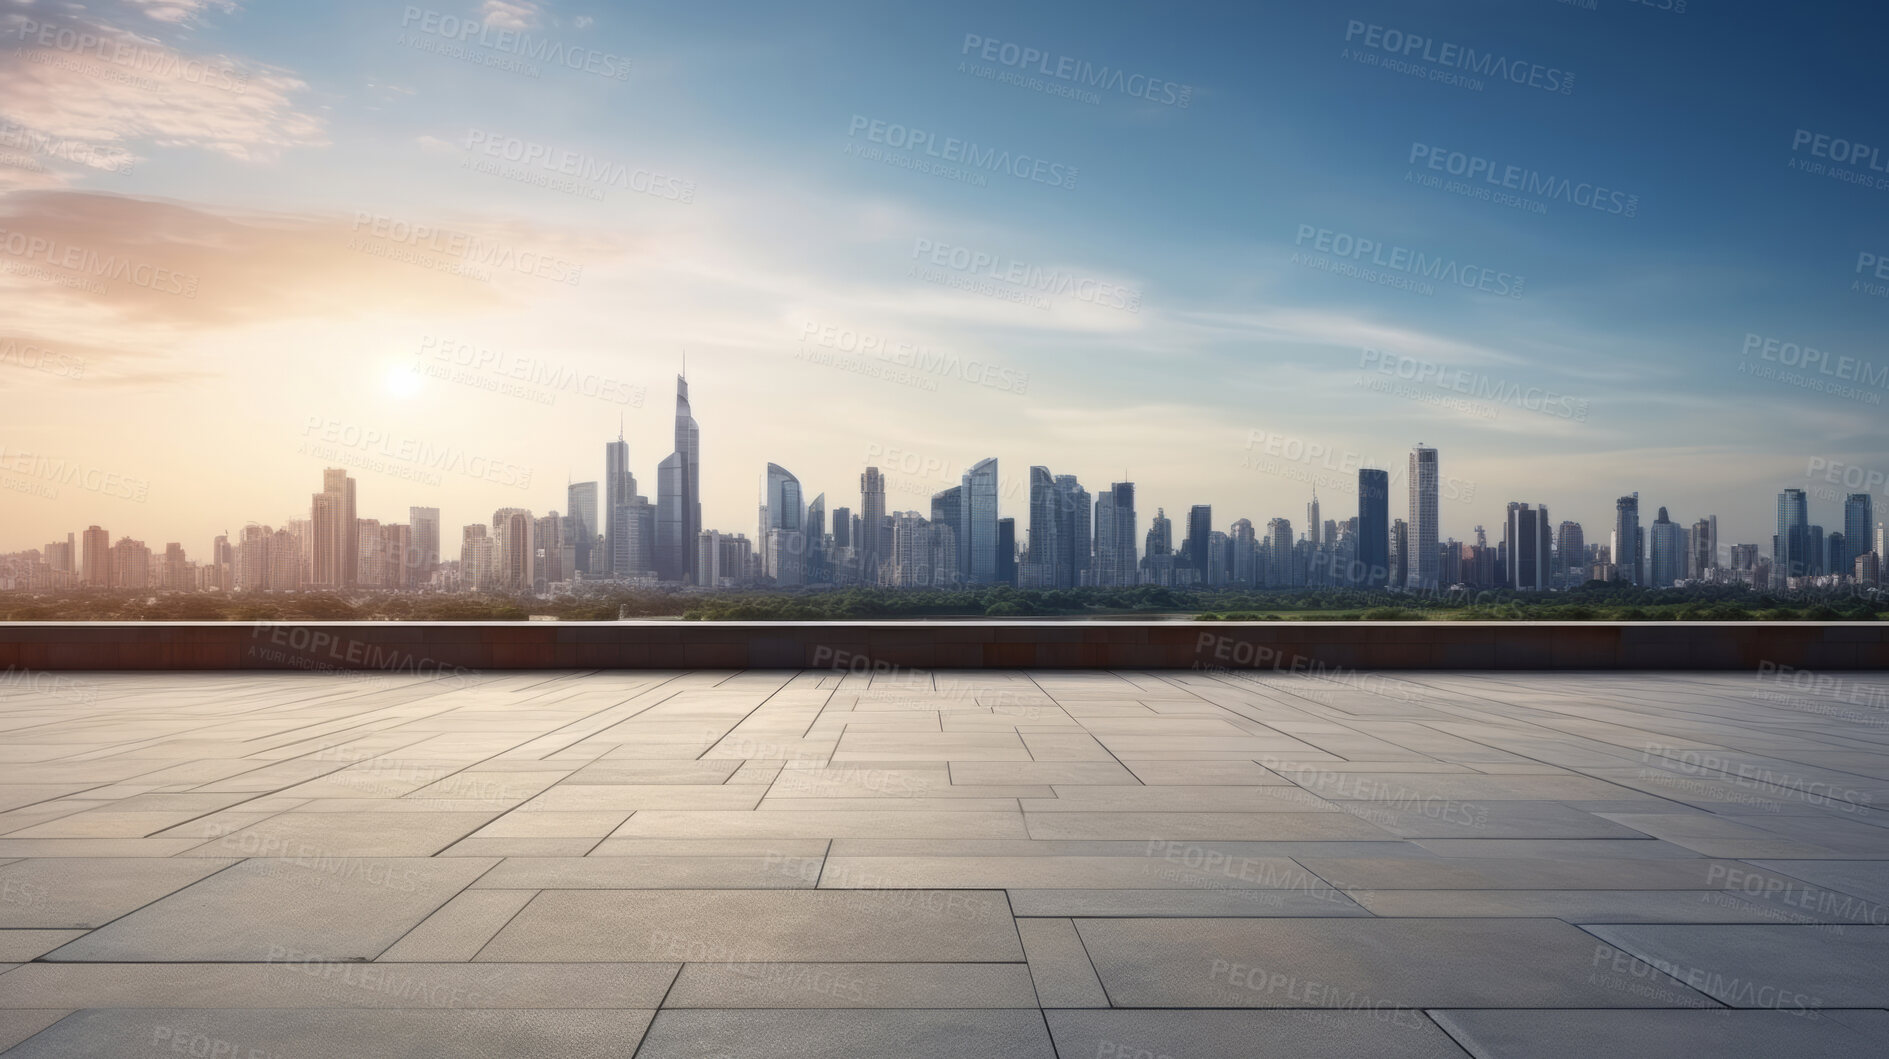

2,1,1886,565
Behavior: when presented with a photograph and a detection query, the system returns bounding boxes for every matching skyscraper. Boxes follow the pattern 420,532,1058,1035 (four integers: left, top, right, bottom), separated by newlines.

409,506,441,584
1307,491,1322,550
962,457,999,584
655,374,701,582
1615,492,1642,585
81,525,111,587
1844,494,1874,573
1268,518,1294,587
1185,505,1212,584
1504,502,1549,591
605,430,634,576
761,463,803,582
1093,482,1138,587
491,507,535,592
1689,516,1716,580
1776,488,1809,581
831,505,851,551
860,467,886,584
1556,521,1586,587
1390,518,1408,590
1406,446,1438,590
996,517,1017,585
311,468,357,589
564,484,596,576
1649,506,1686,588
930,486,962,586
1357,468,1389,587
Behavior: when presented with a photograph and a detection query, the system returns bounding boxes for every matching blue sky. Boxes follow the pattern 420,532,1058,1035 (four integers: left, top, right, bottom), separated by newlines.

3,0,1885,555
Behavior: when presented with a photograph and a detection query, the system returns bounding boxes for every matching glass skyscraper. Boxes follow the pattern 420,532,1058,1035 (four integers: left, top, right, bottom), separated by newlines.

655,374,701,583
962,457,999,584
1614,492,1642,585
1407,446,1438,591
1357,468,1389,587
1776,488,1809,580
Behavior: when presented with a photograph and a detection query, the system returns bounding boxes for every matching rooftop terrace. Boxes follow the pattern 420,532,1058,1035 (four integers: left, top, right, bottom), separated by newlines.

0,667,1886,1057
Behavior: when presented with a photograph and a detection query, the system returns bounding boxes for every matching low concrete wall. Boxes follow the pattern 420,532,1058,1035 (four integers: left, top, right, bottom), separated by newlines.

0,621,1884,671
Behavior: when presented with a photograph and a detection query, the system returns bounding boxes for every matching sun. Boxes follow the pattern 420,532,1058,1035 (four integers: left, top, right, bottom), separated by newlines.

384,361,424,399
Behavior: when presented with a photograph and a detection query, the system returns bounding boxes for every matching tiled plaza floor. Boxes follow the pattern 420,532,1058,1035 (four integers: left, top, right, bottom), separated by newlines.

1,668,1887,1057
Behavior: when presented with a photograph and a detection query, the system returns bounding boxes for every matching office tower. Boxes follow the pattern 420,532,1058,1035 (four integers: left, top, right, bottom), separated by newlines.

1612,492,1642,585
80,525,110,586
1307,491,1322,550
605,431,633,575
1358,468,1389,587
1689,516,1716,579
860,467,886,582
1406,446,1439,590
380,524,411,590
1208,531,1230,586
460,525,495,591
1022,468,1089,589
1877,522,1886,561
996,518,1018,585
1808,525,1825,576
310,468,357,588
1858,551,1882,585
1145,508,1172,556
403,506,438,584
929,487,962,585
962,457,999,584
1390,518,1408,590
1060,475,1091,587
1229,517,1257,586
832,506,851,550
532,514,564,588
1555,521,1586,587
1181,504,1212,584
1648,507,1686,587
1268,518,1295,586
1828,532,1846,577
697,530,753,588
1775,488,1809,581
108,537,147,589
207,533,230,591
1504,502,1549,591
804,492,828,583
655,374,701,583
490,508,535,592
563,485,595,576
1093,482,1138,587
1845,494,1874,572
356,519,382,587
764,464,803,534
1022,468,1057,589
161,543,186,591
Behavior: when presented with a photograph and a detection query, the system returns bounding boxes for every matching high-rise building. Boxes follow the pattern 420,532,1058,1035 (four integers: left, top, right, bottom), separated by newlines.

460,524,495,591
409,506,440,583
564,485,595,577
1357,468,1390,587
1775,488,1809,581
605,431,634,575
1689,516,1716,579
81,525,111,586
961,457,999,584
1844,494,1874,573
1504,502,1550,591
860,467,886,583
832,506,852,550
1093,482,1138,587
760,463,804,582
1181,504,1213,584
929,487,962,586
1390,518,1408,590
311,468,357,588
1556,521,1586,587
111,537,150,589
655,374,701,582
1307,492,1322,550
1649,506,1686,588
1406,446,1439,590
1021,468,1090,588
491,508,535,592
532,514,565,589
1268,518,1295,587
356,519,383,587
1614,492,1642,585
382,523,413,590
996,517,1017,585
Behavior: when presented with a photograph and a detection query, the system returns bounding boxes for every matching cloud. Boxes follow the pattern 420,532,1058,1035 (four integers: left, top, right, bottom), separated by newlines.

120,0,242,23
0,9,326,178
480,0,542,31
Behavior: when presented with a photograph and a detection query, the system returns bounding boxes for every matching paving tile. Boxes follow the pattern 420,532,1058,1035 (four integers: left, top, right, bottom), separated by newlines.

1076,917,1718,1008
472,856,815,889
950,761,1138,785
1025,812,1389,841
476,889,1021,962
185,811,498,858
0,857,238,929
1428,1008,1888,1059
818,855,1326,891
43,857,495,961
0,960,677,1007
1344,889,1873,924
614,810,1028,839
0,1009,658,1058
1017,917,1107,1007
1008,887,1369,917
1299,857,1807,891
1047,1010,1474,1059
378,889,538,961
0,929,87,960
631,1009,1056,1058
0,1011,68,1054
1584,923,1889,1007
663,962,1035,1008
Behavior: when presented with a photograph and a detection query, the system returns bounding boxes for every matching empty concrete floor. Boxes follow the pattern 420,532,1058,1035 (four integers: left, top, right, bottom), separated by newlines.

1,668,1886,1057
